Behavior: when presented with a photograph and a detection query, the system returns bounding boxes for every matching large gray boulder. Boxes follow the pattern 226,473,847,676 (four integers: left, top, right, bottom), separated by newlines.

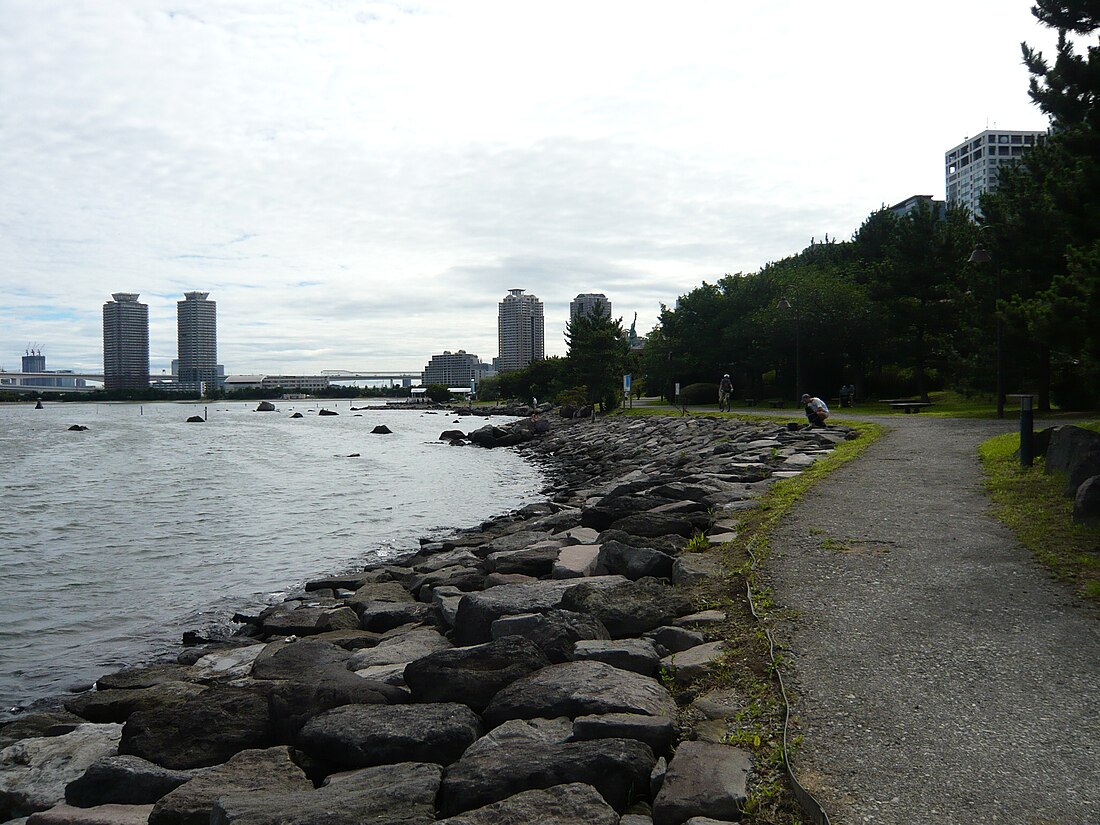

64,683,206,725
461,718,573,760
435,782,619,825
65,755,194,807
357,601,436,632
572,712,674,756
595,540,675,581
482,661,676,727
296,703,481,769
609,511,701,539
452,576,625,645
210,762,442,825
260,605,361,637
438,738,655,816
489,610,610,664
1074,475,1100,526
561,578,695,638
148,746,309,825
349,627,452,670
0,711,84,750
118,686,273,770
651,742,751,825
95,664,198,691
572,639,660,676
27,802,154,824
1045,425,1100,494
249,638,353,680
0,724,123,821
486,543,563,578
404,636,550,711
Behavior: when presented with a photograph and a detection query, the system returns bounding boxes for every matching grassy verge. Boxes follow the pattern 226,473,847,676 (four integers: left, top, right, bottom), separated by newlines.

978,424,1100,604
644,413,885,823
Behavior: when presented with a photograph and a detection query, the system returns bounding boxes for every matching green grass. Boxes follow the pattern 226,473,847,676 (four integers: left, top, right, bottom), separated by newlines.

979,424,1100,605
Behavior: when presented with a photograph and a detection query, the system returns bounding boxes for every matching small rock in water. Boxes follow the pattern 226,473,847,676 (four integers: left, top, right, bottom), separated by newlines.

256,401,276,412
347,453,361,458
68,424,89,431
372,425,393,434
289,412,303,418
186,416,204,423
318,409,339,416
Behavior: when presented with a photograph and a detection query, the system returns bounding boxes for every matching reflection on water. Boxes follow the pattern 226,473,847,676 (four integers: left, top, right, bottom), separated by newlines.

0,400,544,710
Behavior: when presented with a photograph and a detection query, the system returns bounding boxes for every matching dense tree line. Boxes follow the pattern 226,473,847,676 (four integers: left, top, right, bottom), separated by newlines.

639,1,1100,411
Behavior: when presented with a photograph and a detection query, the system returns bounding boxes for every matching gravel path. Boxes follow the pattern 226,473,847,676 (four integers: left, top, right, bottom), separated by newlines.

767,415,1100,825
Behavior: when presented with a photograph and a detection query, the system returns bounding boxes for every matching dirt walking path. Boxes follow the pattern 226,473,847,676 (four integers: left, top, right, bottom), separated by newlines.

767,416,1100,825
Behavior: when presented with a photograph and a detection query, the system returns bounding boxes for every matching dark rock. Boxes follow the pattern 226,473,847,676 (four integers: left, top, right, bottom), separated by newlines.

609,511,701,539
289,412,303,418
453,577,625,645
0,711,84,750
296,703,481,769
440,430,466,441
651,742,751,825
185,416,204,423
1074,475,1100,526
572,712,675,756
483,661,676,727
255,401,276,412
250,638,353,679
596,540,675,580
561,578,696,638
597,529,688,556
404,636,551,711
306,572,388,593
95,663,196,691
64,683,206,724
358,601,435,632
119,686,274,770
645,626,705,655
260,605,361,637
438,738,655,816
572,639,660,675
210,762,442,825
266,673,402,742
65,755,194,807
27,802,154,823
148,746,309,825
580,495,678,532
490,609,610,664
486,543,562,577
1045,425,1100,494
67,425,88,431
345,580,415,608
462,718,573,758
435,782,619,825
371,424,392,434
318,409,339,416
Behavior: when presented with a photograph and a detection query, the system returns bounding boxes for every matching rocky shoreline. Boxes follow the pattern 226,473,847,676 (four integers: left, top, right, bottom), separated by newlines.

0,411,856,825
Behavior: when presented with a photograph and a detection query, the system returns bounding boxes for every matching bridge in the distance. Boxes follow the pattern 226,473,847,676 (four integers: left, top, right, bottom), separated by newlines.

321,370,421,382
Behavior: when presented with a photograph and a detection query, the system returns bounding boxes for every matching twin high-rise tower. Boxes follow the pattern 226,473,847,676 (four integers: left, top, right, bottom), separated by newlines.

101,291,217,391
497,288,544,373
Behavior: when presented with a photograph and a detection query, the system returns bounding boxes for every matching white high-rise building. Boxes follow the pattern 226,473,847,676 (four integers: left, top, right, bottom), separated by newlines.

422,350,492,386
569,293,611,322
945,129,1043,218
497,289,544,373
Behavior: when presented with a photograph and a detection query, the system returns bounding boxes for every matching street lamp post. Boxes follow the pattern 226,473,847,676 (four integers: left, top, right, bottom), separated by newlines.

967,240,1004,419
777,296,801,404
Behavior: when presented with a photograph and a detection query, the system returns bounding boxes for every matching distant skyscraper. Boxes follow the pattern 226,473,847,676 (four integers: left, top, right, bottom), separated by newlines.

177,291,218,389
570,293,611,322
102,293,149,391
497,289,545,373
945,129,1043,218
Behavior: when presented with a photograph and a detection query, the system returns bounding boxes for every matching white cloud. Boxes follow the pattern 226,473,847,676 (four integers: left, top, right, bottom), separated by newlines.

0,0,1054,373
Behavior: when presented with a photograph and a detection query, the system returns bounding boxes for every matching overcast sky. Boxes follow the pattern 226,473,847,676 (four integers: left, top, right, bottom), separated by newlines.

1,1,1055,375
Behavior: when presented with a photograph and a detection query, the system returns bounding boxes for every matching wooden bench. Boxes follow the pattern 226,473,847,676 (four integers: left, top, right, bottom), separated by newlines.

886,401,933,413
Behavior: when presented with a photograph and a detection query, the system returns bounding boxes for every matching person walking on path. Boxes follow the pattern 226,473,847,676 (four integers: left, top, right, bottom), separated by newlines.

768,415,1100,824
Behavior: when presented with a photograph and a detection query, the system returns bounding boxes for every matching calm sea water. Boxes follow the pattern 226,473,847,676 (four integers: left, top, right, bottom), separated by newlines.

0,400,545,713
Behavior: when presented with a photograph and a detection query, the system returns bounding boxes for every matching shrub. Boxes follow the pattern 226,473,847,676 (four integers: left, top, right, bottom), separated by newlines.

679,382,720,405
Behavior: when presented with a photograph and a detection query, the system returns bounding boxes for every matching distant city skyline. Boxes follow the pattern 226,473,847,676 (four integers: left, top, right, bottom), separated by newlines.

1,2,1055,374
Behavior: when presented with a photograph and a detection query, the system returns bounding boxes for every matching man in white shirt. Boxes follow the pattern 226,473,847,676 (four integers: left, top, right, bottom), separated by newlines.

801,393,830,427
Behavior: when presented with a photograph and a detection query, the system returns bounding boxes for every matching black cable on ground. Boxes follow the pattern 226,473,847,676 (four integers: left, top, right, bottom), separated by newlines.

745,534,832,825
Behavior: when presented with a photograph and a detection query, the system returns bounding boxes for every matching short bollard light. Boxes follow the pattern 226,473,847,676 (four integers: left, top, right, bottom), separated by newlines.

1008,394,1037,467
